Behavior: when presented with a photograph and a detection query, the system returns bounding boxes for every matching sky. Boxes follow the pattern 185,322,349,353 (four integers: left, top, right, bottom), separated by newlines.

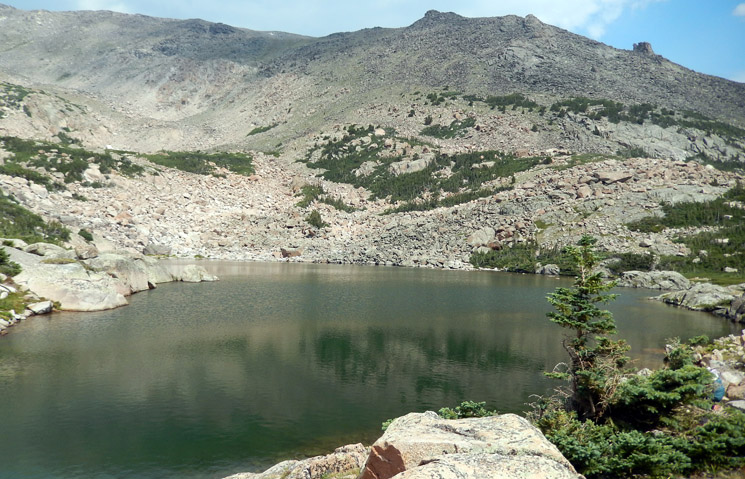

5,0,745,82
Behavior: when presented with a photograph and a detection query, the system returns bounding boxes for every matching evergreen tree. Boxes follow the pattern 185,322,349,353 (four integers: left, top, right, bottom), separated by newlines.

546,235,629,420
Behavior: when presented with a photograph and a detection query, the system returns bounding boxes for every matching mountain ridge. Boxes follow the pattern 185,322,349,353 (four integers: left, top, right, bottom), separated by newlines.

0,5,743,127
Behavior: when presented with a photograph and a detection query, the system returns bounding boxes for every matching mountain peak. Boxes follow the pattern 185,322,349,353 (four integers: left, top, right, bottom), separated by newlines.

411,10,465,28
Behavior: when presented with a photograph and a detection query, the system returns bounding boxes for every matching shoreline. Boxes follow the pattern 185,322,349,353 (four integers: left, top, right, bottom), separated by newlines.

3,251,744,337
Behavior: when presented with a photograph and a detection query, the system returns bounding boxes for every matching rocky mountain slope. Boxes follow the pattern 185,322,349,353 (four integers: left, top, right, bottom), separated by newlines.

0,4,744,288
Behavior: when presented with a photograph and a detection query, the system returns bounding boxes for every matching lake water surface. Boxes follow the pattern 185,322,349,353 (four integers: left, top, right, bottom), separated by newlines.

0,262,737,479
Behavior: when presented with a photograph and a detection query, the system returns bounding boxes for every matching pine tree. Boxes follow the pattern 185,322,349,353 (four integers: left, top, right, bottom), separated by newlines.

546,235,629,420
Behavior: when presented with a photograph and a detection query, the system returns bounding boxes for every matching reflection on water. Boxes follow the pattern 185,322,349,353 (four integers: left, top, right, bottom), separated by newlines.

0,262,736,479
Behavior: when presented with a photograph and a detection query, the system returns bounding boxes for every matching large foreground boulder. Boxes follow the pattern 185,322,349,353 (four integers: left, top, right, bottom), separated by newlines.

359,412,580,479
224,412,580,479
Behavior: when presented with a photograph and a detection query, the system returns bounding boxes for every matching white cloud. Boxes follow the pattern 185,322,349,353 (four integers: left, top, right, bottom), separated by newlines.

75,0,131,13
734,3,745,17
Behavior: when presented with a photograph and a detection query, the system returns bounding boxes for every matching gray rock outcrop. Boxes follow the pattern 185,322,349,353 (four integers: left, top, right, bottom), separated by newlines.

618,270,690,290
85,253,156,294
4,245,216,312
14,260,129,311
725,294,745,323
656,282,736,312
175,264,219,283
358,411,580,479
536,263,560,275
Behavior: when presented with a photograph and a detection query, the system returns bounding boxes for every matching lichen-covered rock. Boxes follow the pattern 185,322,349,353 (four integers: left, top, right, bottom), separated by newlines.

618,270,690,290
391,452,581,479
358,412,579,479
225,443,368,479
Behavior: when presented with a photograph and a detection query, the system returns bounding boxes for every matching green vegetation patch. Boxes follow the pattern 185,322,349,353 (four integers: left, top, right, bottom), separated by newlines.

604,252,655,275
145,150,254,176
304,125,546,211
420,117,476,139
627,185,745,282
0,82,30,113
462,92,539,111
0,291,27,318
306,209,328,229
438,400,497,419
549,96,745,146
0,190,70,245
295,184,356,212
424,90,460,106
247,123,278,136
469,242,581,275
0,136,145,186
0,247,21,276
0,162,65,191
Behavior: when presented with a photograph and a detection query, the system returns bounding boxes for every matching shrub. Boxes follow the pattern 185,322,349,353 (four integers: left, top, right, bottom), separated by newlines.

306,209,328,229
605,252,655,275
420,117,476,139
145,150,253,176
296,184,325,207
438,401,497,419
78,229,94,242
0,191,70,244
0,247,22,276
247,123,278,136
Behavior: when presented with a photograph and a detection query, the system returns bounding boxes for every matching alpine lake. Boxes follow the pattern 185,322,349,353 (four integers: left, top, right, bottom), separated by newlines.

0,261,738,479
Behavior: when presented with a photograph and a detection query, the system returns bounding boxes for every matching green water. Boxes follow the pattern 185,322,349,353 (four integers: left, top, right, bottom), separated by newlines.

0,262,737,478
